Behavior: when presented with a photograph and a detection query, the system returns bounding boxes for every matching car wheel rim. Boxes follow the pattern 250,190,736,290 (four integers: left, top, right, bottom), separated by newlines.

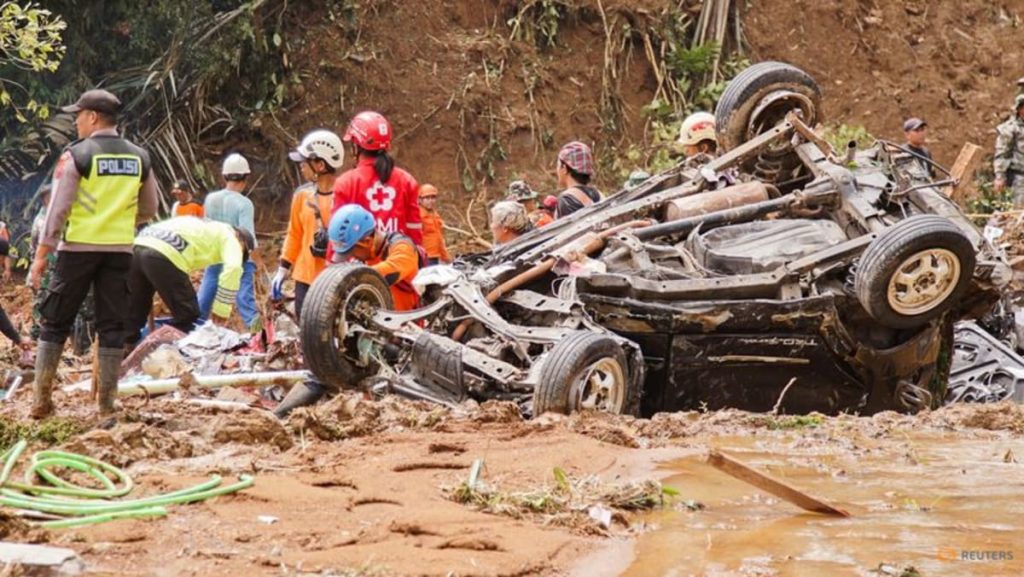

746,89,816,146
886,248,961,316
334,283,387,364
572,357,626,413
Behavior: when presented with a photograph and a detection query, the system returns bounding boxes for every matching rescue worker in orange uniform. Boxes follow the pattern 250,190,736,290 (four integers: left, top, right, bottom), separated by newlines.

328,204,421,312
508,180,553,228
169,179,204,218
418,184,451,265
271,129,345,318
272,204,422,419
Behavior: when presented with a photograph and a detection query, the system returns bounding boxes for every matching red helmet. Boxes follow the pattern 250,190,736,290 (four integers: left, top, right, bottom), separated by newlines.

343,111,392,151
541,195,557,210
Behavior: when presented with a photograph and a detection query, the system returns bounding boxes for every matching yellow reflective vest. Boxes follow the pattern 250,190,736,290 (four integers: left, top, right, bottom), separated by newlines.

135,217,244,319
64,135,150,245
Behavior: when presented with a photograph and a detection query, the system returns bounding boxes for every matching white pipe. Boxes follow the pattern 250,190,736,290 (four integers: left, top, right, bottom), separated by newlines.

115,370,309,397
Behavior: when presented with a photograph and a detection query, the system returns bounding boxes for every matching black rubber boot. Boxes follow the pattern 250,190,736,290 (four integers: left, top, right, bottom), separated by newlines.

273,380,326,419
31,340,63,419
96,347,123,415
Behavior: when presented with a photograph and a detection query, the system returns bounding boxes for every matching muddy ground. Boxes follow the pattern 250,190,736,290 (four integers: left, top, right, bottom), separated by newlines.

2,349,1023,577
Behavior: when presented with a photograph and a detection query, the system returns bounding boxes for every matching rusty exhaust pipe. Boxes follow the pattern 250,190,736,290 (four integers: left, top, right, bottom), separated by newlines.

663,181,771,222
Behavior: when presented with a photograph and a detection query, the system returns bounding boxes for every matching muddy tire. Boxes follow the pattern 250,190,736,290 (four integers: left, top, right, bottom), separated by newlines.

855,216,976,329
715,61,822,152
533,332,639,416
300,263,393,388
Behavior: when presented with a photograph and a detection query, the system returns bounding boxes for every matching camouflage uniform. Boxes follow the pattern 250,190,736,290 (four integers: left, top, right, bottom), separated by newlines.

29,206,94,349
994,95,1024,208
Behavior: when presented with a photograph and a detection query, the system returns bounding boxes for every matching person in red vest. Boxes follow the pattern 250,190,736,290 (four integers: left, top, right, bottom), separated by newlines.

332,111,422,246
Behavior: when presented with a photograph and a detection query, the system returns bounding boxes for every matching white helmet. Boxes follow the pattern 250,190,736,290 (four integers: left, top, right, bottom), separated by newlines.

677,112,717,147
222,153,251,176
289,129,345,169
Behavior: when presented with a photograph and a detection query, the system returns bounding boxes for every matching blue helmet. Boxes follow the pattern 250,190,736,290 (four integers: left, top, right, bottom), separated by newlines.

329,204,376,254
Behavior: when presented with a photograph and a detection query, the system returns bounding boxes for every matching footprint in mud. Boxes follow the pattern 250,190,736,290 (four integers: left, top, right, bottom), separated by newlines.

389,521,441,536
307,476,359,490
351,497,403,507
428,442,466,454
436,536,503,552
392,461,467,472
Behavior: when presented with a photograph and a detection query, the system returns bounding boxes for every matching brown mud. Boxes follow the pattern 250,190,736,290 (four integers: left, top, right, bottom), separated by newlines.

1,383,1023,575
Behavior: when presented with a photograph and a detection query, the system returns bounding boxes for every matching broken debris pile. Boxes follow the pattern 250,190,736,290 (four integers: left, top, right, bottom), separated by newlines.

65,314,306,408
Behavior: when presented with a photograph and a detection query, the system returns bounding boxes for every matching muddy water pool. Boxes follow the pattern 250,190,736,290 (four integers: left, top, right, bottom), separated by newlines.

622,433,1024,576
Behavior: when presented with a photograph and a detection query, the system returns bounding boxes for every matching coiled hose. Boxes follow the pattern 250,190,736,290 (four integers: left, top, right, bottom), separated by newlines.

0,440,253,529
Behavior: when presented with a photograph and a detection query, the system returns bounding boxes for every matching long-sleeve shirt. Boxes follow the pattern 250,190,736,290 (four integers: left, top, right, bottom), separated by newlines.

280,184,332,285
332,156,422,245
135,217,244,319
203,188,256,247
419,206,451,262
43,127,159,253
994,117,1024,181
366,234,421,312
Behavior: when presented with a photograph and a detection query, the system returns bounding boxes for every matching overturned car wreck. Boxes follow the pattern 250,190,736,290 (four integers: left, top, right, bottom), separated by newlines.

301,62,1010,417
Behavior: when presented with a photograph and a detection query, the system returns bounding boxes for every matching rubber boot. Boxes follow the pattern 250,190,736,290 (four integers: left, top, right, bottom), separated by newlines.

273,380,326,419
31,340,63,419
96,347,123,415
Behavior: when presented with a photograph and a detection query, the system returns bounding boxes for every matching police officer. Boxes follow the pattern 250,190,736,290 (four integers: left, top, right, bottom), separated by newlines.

29,89,159,418
994,95,1024,208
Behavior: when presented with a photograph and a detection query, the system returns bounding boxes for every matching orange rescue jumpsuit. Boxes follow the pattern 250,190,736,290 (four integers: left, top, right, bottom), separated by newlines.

280,185,332,286
419,206,451,263
366,232,421,311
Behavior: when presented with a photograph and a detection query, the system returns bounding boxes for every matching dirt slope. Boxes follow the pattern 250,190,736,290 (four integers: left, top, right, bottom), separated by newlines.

744,0,1024,165
250,0,1024,231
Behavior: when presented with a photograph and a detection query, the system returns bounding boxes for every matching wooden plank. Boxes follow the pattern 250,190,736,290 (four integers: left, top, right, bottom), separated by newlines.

944,142,983,205
707,450,851,517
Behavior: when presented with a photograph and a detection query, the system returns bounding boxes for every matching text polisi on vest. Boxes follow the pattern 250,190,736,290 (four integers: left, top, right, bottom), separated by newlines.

96,157,141,177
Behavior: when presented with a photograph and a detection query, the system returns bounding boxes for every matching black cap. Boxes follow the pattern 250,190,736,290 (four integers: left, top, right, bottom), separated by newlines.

172,179,190,191
61,89,121,116
903,118,927,132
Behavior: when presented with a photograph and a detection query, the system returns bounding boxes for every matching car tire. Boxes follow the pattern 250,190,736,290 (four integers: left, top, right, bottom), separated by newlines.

854,215,976,329
715,61,822,152
533,331,639,416
300,263,394,388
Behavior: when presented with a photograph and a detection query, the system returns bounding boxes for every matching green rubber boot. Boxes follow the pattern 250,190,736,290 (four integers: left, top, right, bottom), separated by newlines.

96,347,123,415
31,340,63,419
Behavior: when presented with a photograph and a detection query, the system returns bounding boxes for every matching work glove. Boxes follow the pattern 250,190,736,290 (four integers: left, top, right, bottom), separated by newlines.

271,267,288,301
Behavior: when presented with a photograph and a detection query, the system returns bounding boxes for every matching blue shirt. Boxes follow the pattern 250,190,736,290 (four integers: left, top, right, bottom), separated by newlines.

204,188,256,246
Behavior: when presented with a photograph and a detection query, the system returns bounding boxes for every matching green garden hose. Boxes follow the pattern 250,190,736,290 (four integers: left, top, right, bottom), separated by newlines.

0,439,253,527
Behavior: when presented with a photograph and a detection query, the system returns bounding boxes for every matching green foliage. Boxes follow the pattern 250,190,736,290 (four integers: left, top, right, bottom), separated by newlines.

762,413,825,430
508,0,567,49
966,163,1012,216
821,124,875,154
0,1,66,122
0,416,83,450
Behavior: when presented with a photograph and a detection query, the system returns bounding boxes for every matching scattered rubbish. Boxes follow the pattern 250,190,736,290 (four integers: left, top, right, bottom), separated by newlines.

178,322,246,358
141,345,191,379
447,465,675,533
706,450,851,517
0,542,84,574
587,504,613,529
257,515,279,525
0,440,253,528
